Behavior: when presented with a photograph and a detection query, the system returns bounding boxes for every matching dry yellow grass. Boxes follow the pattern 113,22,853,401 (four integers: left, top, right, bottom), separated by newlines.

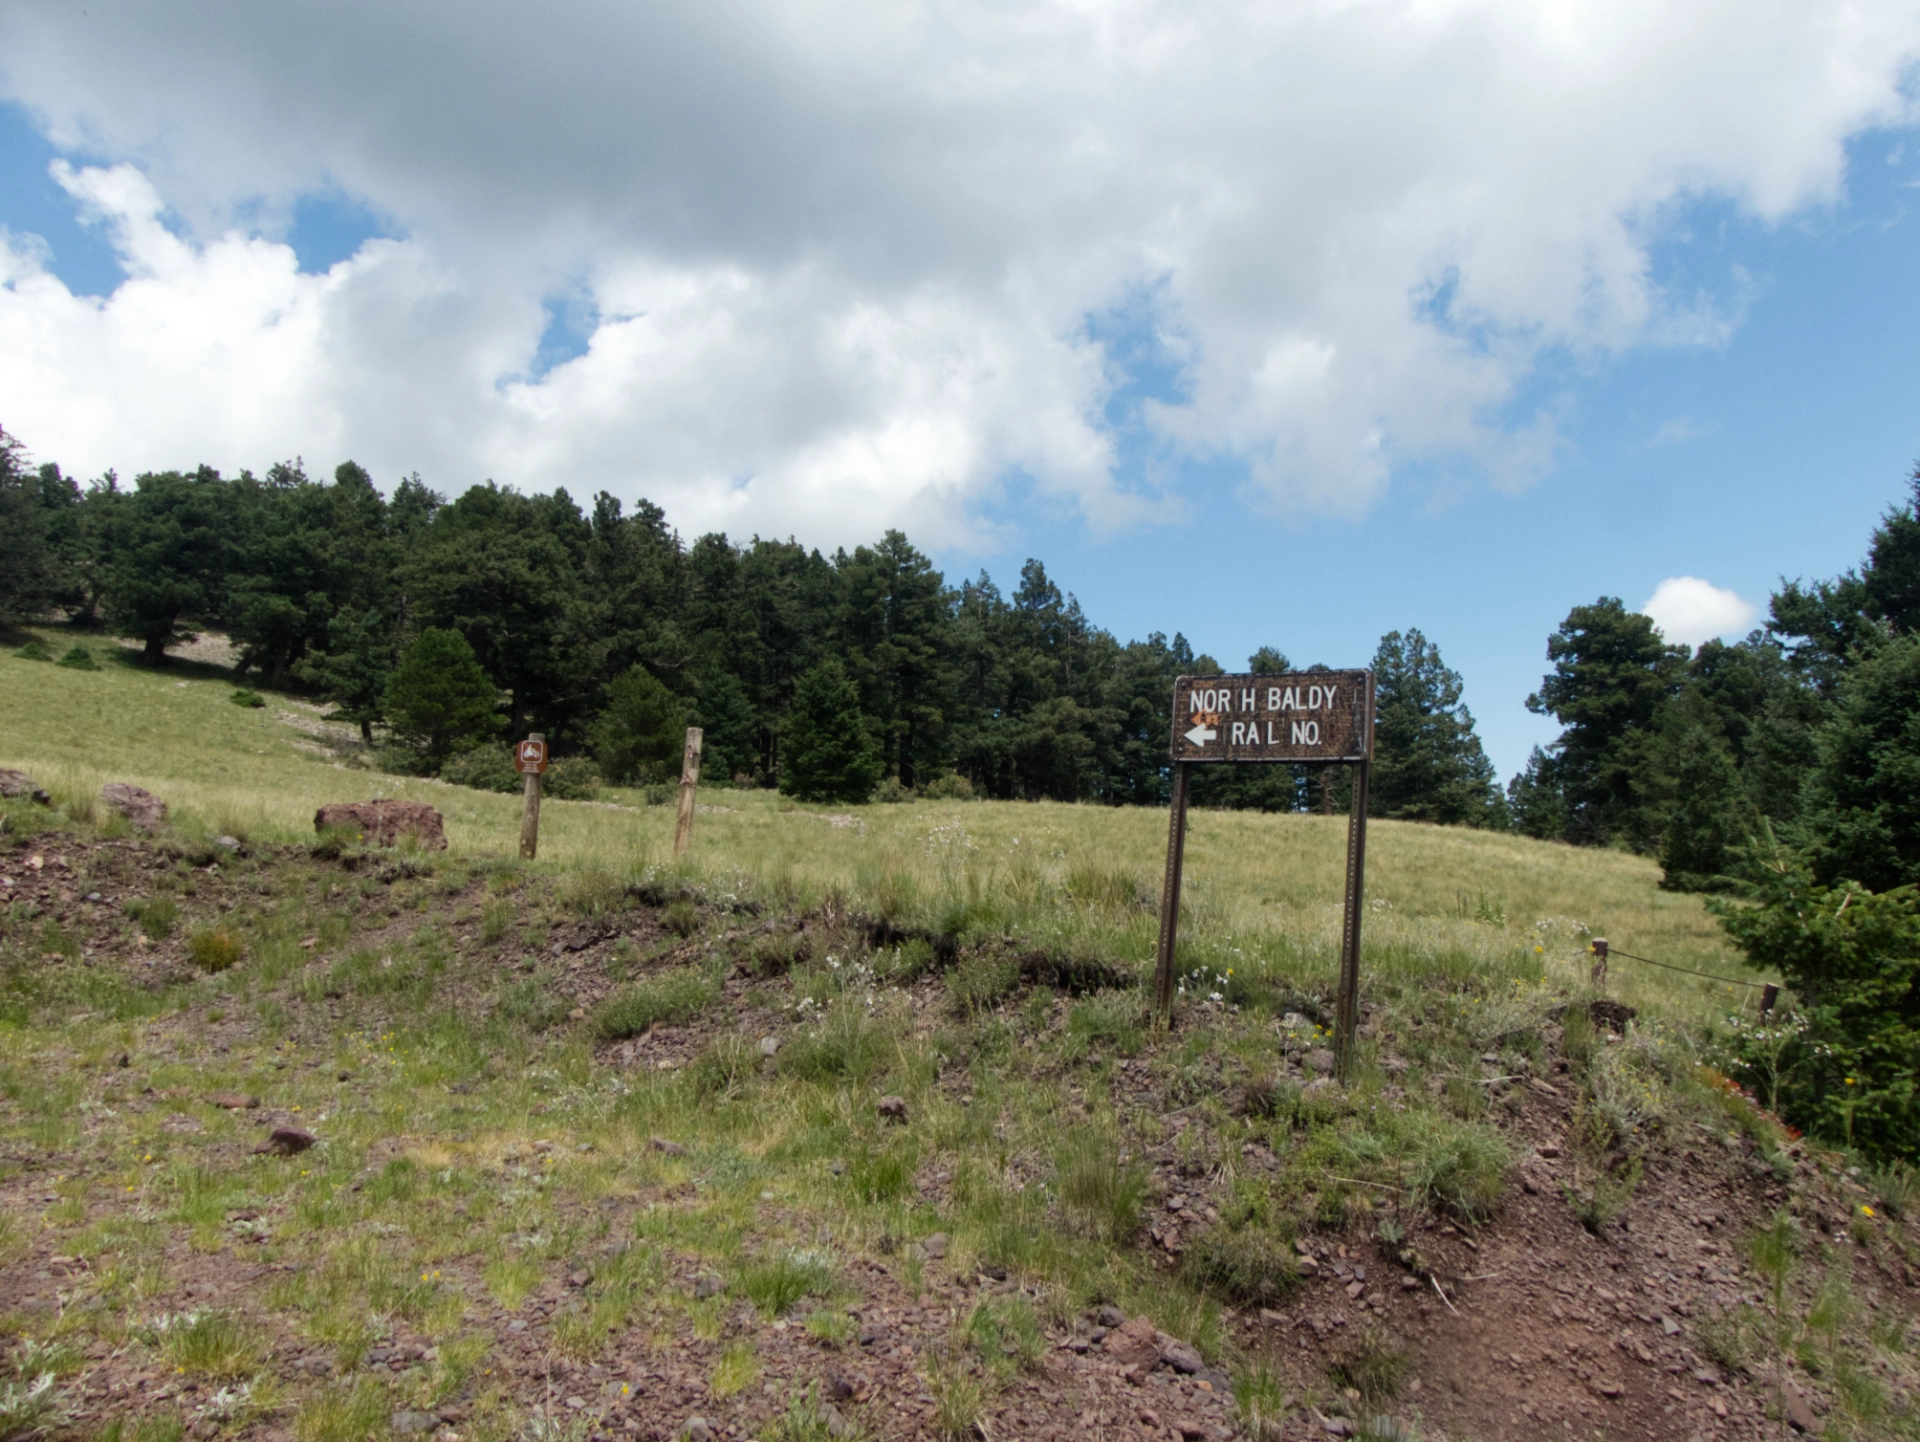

0,636,1756,1027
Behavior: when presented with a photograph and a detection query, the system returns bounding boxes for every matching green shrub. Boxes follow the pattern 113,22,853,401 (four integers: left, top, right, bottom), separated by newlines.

543,756,602,800
921,773,976,801
1714,861,1920,1162
871,777,914,803
56,645,98,670
187,928,244,973
438,746,520,793
229,689,266,709
13,640,53,662
591,969,718,1040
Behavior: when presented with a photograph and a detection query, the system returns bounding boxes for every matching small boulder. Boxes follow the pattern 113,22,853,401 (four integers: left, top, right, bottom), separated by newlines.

207,1093,260,1110
1101,1316,1161,1369
101,783,166,830
651,1137,690,1156
0,770,50,805
877,1095,909,1124
682,1419,715,1442
922,1232,949,1260
390,1412,435,1436
1305,1049,1336,1076
1158,1337,1204,1375
313,800,448,851
253,1128,317,1156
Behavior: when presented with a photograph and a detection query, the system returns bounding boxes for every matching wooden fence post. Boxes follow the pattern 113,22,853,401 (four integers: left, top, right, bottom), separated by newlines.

518,733,544,861
673,727,704,860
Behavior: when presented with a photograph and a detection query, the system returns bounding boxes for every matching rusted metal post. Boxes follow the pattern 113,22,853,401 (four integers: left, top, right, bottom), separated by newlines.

1333,759,1370,1079
1152,761,1191,1021
518,732,544,861
1590,937,1609,991
672,727,704,860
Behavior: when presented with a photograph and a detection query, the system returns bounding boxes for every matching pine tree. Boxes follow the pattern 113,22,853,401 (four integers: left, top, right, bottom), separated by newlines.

1369,629,1503,826
590,665,687,784
779,658,882,803
383,628,503,763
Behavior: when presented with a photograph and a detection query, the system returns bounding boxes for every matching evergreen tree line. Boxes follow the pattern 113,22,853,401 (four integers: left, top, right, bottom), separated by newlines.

1511,469,1920,897
0,431,1504,820
1505,470,1920,1161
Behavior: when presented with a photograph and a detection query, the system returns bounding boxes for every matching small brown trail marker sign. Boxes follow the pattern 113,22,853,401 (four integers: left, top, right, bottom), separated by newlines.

1154,671,1376,1078
517,733,546,860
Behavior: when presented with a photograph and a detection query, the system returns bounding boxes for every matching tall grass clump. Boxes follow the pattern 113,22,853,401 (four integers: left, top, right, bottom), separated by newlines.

1055,1130,1146,1242
590,968,718,1040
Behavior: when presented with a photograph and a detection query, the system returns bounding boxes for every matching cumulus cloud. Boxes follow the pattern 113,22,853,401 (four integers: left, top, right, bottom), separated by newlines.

0,0,1916,543
1642,576,1759,647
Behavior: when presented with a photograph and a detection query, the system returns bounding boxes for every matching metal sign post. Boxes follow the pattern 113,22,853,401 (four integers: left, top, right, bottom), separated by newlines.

1153,672,1376,1077
673,727,704,859
515,734,548,861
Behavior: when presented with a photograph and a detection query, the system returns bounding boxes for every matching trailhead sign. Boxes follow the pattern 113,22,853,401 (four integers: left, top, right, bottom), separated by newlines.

1171,670,1372,763
1155,669,1376,1078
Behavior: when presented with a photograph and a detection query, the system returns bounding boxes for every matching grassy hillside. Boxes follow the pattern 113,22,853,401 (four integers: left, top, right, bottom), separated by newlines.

0,632,1753,1031
2,631,1913,1442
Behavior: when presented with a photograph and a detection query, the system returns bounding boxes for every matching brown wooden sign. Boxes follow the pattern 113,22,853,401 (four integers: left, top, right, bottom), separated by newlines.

514,738,548,775
1155,669,1375,1081
1171,671,1373,763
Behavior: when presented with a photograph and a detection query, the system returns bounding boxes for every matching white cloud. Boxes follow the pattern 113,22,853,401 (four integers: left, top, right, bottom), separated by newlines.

0,0,1916,544
1642,576,1759,646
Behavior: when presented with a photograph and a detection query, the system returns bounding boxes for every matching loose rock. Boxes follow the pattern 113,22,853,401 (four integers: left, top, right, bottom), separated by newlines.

0,770,50,805
1102,1316,1161,1369
101,782,167,829
877,1095,909,1124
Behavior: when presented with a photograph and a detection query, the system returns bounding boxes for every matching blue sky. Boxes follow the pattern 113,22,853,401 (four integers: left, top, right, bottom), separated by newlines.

2,2,1917,782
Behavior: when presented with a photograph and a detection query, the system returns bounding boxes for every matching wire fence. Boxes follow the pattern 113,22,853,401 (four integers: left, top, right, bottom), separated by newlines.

1586,939,1781,1015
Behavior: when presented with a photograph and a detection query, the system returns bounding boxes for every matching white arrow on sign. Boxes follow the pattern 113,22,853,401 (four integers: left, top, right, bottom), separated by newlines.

1184,722,1217,747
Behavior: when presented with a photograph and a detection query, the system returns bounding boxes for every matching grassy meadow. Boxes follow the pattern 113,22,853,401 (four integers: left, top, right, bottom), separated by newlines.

6,630,1914,1442
0,631,1757,1032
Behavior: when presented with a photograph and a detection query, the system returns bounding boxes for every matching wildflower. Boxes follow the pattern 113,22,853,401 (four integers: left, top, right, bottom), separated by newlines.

1863,1205,1876,1218
1845,1077,1856,1087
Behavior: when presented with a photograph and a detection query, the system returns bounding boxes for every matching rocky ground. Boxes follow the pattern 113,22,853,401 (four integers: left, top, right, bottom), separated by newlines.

0,811,1914,1442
